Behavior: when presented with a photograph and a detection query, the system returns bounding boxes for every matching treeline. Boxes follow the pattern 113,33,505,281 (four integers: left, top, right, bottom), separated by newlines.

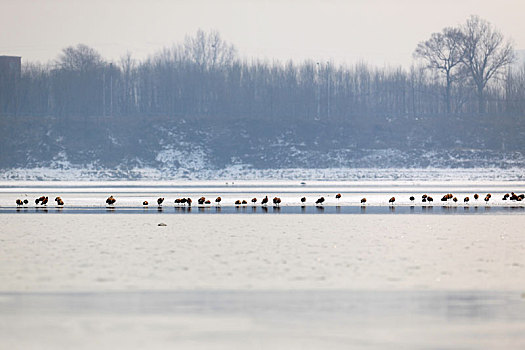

5,21,525,120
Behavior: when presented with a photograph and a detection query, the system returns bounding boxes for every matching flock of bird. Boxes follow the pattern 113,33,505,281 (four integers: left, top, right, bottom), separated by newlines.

14,192,524,208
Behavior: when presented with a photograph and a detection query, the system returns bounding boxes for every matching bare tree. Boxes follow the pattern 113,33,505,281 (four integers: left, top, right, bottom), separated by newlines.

414,27,464,115
183,29,237,71
460,15,515,114
53,44,106,116
56,44,105,72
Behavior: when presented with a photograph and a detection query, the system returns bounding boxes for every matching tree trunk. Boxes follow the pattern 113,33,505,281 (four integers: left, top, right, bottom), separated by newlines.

477,84,484,115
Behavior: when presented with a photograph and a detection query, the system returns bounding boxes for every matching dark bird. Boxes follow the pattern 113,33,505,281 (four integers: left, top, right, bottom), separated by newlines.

16,199,23,206
261,196,269,206
143,201,149,206
474,194,479,200
242,200,248,205
453,197,458,203
300,197,306,204
180,198,187,205
315,197,325,205
361,198,367,204
422,194,427,199
174,198,181,204
422,197,427,203
198,197,206,205
484,195,490,203
215,197,222,205
235,200,242,206
55,197,64,206
503,193,510,200
464,197,469,203
273,197,281,207
23,199,28,205
41,197,48,205
186,198,192,206
35,196,45,205
389,197,395,204
205,200,211,204
409,196,415,201
157,198,164,205
335,193,341,200
251,198,257,205
427,196,434,202
106,196,116,205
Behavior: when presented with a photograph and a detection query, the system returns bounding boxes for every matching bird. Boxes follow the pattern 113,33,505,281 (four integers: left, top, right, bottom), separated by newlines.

186,198,192,206
143,201,149,206
315,197,325,205
41,197,48,205
106,196,116,205
205,200,211,204
251,198,257,205
235,200,241,206
261,196,269,206
453,197,458,203
464,197,470,203
300,197,306,205
157,197,164,206
422,194,428,199
16,199,23,206
427,196,434,202
409,196,415,202
422,197,427,203
361,198,367,204
55,197,64,206
273,197,281,207
215,197,222,205
503,193,510,200
442,194,453,202
23,199,28,205
474,194,479,200
389,197,395,204
335,193,341,200
198,197,206,205
242,200,248,205
484,195,490,203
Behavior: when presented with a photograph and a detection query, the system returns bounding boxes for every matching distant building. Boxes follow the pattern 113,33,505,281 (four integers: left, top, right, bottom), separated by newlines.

0,55,22,115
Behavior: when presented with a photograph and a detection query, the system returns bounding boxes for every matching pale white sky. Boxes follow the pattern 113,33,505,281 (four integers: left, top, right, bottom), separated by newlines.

1,0,524,67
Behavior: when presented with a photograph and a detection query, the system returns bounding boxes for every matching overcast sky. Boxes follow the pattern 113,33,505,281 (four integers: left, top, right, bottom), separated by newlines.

1,0,524,67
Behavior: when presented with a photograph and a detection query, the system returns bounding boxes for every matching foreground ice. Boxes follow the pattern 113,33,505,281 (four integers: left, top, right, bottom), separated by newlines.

1,214,524,291
1,213,525,349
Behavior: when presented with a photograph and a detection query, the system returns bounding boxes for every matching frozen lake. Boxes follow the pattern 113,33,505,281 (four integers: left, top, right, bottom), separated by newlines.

1,180,525,349
2,290,525,350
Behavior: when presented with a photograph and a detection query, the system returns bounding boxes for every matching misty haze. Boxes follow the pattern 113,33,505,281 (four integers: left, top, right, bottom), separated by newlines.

0,15,524,179
1,3,525,350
